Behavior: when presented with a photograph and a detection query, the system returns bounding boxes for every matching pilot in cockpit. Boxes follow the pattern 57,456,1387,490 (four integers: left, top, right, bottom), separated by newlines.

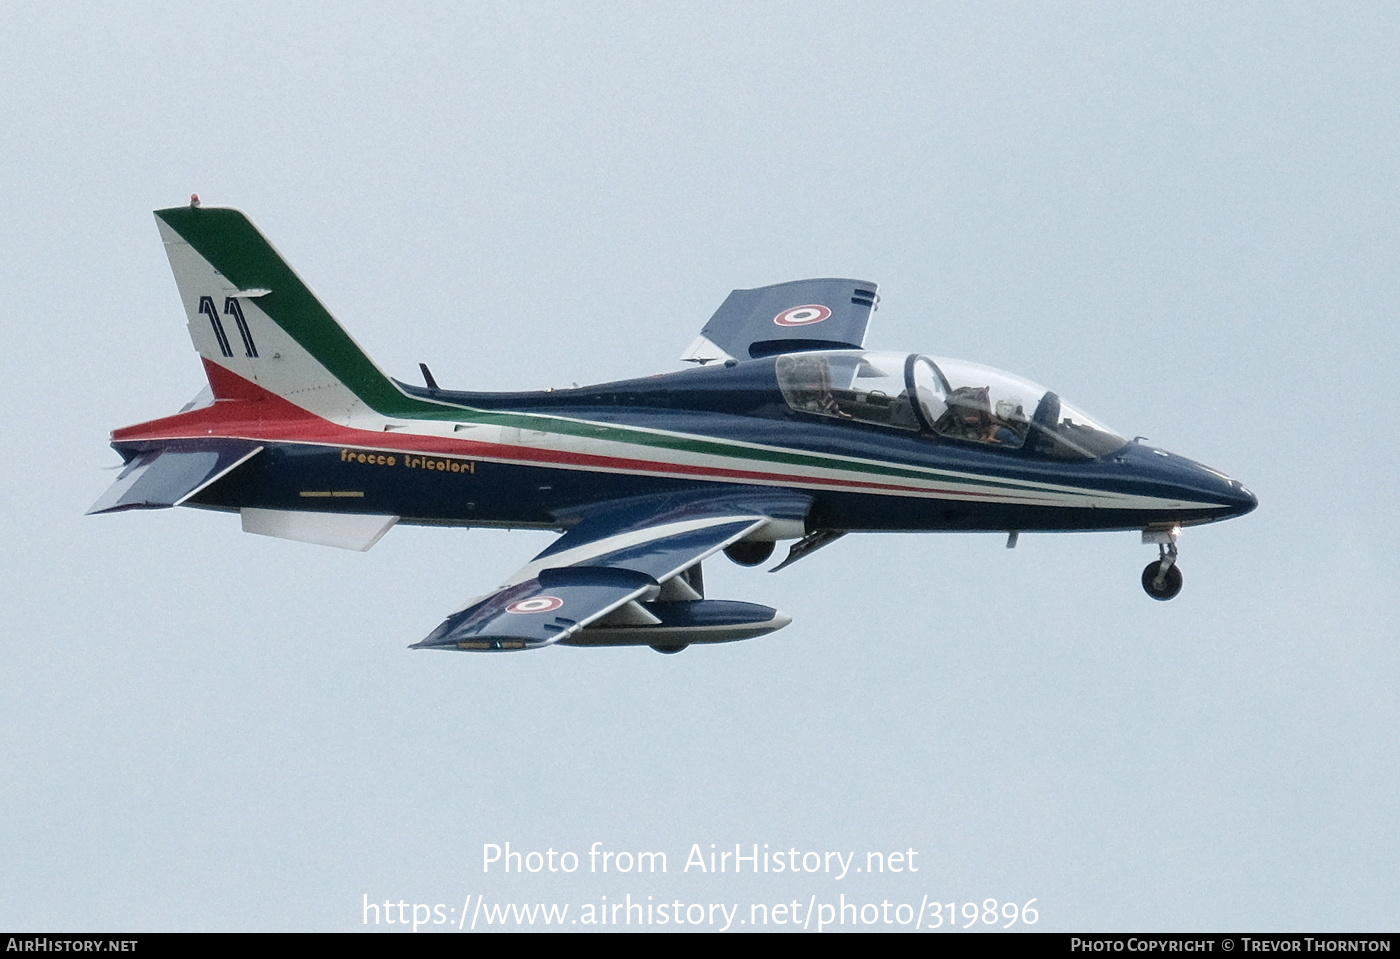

934,386,1028,447
935,386,994,441
992,398,1028,447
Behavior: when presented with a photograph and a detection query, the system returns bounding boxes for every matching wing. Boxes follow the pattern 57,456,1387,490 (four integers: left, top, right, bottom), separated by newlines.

413,490,810,652
680,278,879,364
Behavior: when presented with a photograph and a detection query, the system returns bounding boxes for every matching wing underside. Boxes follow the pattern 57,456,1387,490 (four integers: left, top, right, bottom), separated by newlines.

413,490,810,651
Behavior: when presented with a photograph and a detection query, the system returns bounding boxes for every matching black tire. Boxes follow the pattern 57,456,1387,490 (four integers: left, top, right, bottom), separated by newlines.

1141,562,1183,601
650,643,688,655
724,540,775,566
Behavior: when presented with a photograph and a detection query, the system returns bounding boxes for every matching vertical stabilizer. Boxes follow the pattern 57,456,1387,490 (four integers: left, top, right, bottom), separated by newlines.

155,206,420,422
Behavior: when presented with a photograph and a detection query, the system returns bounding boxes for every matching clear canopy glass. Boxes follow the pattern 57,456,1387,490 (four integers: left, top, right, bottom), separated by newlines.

775,350,1126,460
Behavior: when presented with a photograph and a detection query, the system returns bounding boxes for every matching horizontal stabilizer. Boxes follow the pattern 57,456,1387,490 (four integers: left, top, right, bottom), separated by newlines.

88,441,262,514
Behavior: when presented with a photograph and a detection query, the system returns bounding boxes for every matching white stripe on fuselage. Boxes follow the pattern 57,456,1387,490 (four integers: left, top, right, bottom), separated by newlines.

343,408,1223,513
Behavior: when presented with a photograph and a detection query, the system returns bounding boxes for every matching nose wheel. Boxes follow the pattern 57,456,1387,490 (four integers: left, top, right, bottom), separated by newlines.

1141,530,1183,601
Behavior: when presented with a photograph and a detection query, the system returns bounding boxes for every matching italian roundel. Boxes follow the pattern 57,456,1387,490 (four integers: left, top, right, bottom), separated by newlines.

773,304,832,327
505,596,564,614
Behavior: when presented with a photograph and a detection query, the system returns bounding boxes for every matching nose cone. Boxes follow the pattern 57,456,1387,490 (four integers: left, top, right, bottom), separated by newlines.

1115,443,1257,524
1184,457,1256,519
1226,480,1259,518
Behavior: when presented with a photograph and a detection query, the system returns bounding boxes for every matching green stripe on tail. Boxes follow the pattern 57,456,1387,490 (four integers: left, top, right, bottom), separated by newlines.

155,206,429,417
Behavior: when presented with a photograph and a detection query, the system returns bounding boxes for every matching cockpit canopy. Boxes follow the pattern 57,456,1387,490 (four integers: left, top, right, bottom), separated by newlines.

775,350,1126,460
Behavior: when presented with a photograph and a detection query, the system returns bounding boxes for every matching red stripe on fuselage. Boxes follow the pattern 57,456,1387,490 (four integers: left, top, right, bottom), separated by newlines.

110,362,1020,501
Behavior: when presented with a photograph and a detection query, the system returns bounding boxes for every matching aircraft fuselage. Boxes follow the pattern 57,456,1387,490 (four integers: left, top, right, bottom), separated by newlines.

112,356,1255,538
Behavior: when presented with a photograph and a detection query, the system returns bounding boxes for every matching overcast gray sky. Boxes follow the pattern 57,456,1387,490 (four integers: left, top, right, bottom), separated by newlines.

2,1,1396,932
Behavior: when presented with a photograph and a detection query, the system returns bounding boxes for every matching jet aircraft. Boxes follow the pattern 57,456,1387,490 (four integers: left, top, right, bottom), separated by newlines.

92,202,1257,653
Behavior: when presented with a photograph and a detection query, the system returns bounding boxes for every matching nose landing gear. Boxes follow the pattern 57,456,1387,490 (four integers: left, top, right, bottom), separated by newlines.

1141,528,1183,601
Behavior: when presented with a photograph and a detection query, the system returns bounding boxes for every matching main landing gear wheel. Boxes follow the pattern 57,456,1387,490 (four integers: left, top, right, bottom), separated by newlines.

724,539,774,566
650,643,688,654
1141,561,1183,601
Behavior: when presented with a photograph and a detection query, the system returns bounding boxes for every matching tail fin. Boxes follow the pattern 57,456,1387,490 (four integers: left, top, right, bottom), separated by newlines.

155,205,420,421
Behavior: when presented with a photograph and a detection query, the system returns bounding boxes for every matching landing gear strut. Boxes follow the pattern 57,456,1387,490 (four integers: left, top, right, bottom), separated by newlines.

1141,528,1182,601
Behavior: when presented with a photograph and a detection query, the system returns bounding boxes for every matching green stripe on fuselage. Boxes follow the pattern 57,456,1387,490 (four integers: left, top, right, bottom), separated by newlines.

410,405,1092,498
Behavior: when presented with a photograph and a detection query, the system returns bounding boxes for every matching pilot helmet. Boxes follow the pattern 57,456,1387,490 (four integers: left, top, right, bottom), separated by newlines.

996,398,1026,423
